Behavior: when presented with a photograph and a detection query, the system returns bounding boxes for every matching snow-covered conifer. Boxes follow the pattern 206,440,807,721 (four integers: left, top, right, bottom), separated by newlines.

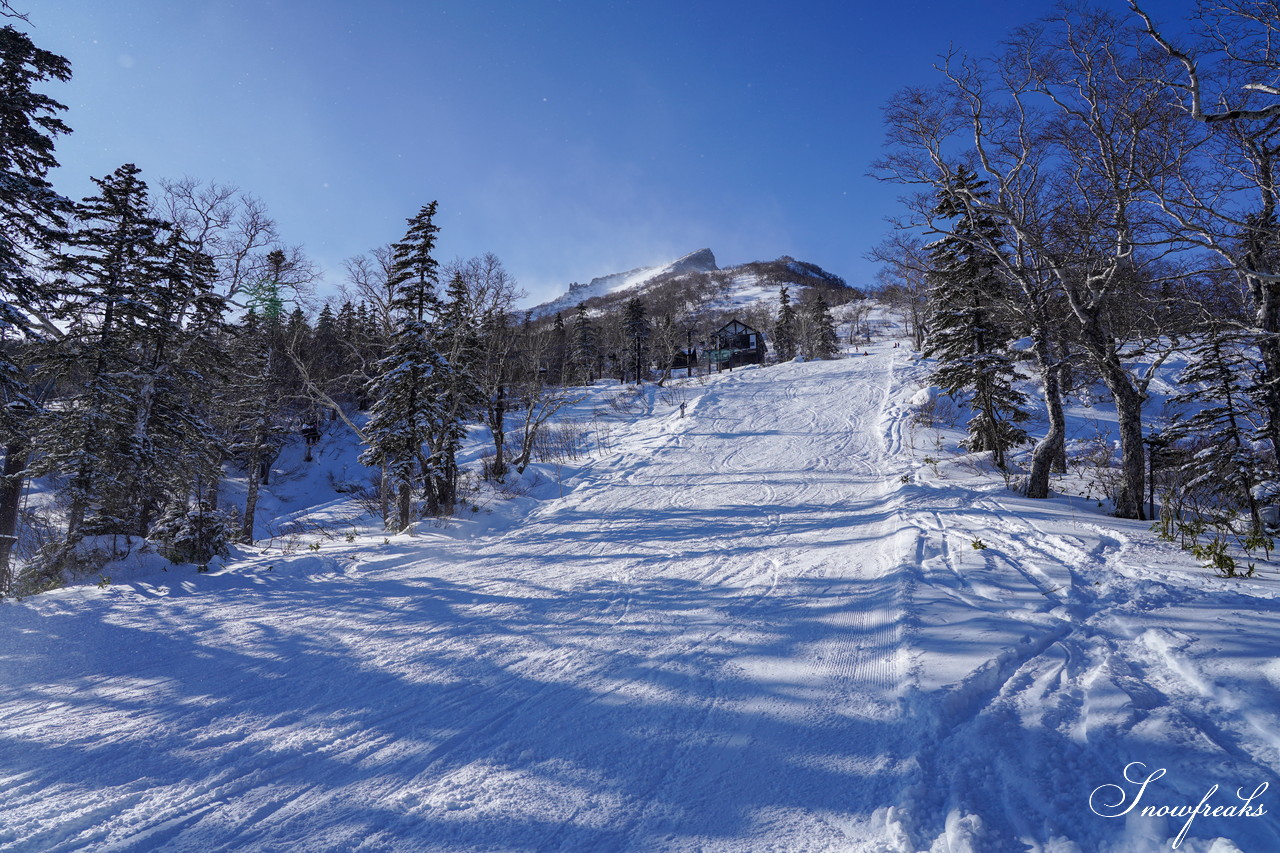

425,270,483,514
1167,318,1271,531
773,287,798,361
623,296,650,383
805,292,839,360
359,202,447,530
570,303,597,384
0,25,73,590
924,168,1028,468
38,165,171,542
37,166,227,550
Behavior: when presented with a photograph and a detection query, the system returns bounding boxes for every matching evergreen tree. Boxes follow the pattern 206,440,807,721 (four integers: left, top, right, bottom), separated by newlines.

310,302,341,388
336,299,358,341
115,229,226,538
0,26,71,316
623,296,650,384
359,202,446,530
773,287,798,361
329,299,369,405
284,305,309,345
231,248,307,540
38,165,226,551
39,164,171,542
570,303,597,384
924,168,1028,468
426,270,482,515
219,309,271,538
1167,318,1270,532
0,24,73,590
548,311,567,384
805,292,839,360
279,305,310,389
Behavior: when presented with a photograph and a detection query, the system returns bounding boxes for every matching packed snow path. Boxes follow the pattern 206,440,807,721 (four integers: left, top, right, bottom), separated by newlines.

3,351,1280,852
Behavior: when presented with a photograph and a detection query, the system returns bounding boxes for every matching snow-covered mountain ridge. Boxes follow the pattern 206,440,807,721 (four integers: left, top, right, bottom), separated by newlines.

529,248,855,320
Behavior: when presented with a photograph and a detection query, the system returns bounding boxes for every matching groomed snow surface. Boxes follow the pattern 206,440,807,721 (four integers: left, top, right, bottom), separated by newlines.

3,340,1280,852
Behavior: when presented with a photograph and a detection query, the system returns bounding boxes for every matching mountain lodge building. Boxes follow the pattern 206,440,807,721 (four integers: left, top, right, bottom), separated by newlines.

708,320,766,370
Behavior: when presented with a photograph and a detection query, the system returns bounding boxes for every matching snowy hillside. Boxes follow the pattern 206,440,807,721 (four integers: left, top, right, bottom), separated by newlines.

2,334,1279,852
530,248,720,318
528,248,855,321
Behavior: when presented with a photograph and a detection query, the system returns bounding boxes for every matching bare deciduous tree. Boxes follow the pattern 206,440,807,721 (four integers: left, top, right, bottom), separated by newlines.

445,253,524,480
159,178,279,305
869,234,931,350
877,6,1187,513
1131,1,1280,462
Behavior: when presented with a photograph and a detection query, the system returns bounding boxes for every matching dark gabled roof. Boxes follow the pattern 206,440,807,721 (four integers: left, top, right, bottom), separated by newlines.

715,319,761,336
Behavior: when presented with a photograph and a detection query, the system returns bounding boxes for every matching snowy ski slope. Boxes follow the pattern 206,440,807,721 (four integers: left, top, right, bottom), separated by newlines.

2,343,1279,852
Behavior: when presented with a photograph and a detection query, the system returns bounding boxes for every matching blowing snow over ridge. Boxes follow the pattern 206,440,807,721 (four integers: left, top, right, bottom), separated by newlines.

530,249,720,318
529,248,855,321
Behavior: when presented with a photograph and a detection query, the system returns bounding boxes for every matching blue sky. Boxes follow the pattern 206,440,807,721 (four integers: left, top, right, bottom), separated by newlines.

26,1,1187,307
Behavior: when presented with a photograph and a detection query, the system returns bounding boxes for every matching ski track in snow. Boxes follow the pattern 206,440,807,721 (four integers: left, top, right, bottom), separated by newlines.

3,347,1280,852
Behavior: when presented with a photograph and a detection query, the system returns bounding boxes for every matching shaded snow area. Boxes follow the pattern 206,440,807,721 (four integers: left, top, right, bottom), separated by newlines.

4,343,1280,852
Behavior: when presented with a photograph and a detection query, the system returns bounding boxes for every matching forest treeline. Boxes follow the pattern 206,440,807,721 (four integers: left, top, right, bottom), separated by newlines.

0,15,859,596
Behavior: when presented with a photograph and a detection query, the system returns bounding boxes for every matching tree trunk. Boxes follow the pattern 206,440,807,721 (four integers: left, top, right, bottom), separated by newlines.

1073,308,1146,519
1111,376,1147,520
0,442,29,595
207,452,224,510
65,468,89,546
241,450,260,543
241,419,267,543
420,453,441,517
489,384,507,480
425,480,442,517
1086,339,1146,519
1024,334,1067,499
1252,275,1280,460
976,385,1004,469
397,480,412,532
130,375,158,537
379,465,390,529
442,454,457,515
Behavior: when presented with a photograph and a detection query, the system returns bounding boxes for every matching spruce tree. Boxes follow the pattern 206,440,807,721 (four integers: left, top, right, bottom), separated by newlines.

773,287,798,361
549,311,567,384
0,24,72,590
112,229,226,538
623,296,650,384
805,293,839,360
1168,318,1271,532
359,202,446,530
312,302,341,387
331,299,371,405
924,168,1028,468
37,165,226,554
39,164,171,543
426,270,482,515
570,303,597,384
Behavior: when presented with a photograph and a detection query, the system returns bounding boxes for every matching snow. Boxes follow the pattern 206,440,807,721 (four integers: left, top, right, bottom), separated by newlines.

529,249,719,319
2,335,1279,851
